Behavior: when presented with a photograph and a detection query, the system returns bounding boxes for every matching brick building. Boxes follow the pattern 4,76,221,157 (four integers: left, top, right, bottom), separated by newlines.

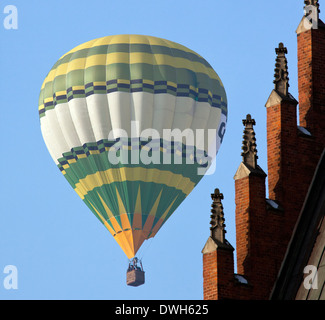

202,0,325,300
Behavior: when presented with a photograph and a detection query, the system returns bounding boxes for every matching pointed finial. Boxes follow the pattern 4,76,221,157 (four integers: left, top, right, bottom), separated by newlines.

274,43,289,96
241,114,258,169
210,188,226,243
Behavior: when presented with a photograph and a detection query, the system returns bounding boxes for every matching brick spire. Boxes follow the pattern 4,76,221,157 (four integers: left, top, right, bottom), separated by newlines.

202,188,235,300
210,188,226,243
274,43,289,96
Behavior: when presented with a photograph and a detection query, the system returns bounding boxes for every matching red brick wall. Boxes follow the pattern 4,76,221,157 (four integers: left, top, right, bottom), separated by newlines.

266,100,298,204
297,27,325,200
235,174,267,277
203,22,325,301
203,251,219,300
298,28,325,142
203,248,235,300
234,172,284,299
234,176,250,277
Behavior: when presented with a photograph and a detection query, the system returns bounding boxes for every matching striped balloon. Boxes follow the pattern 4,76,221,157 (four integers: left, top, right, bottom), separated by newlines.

39,35,227,259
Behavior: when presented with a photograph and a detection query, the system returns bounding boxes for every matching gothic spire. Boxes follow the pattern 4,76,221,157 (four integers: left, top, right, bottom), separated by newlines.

274,43,289,96
241,114,258,169
210,188,226,243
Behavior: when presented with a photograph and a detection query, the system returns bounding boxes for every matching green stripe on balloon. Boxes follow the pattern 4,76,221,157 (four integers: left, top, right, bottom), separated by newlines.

82,181,186,230
50,43,213,72
58,152,205,188
40,63,225,103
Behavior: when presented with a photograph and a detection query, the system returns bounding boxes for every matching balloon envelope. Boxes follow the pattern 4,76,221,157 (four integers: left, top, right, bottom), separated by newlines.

39,35,227,259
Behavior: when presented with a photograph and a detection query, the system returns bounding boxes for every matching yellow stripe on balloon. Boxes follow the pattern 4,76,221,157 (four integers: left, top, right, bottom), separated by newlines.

97,192,123,234
73,167,195,200
115,187,132,231
148,195,179,238
42,52,216,89
132,187,142,230
148,190,162,217
88,201,116,236
113,230,135,259
89,197,145,259
57,35,203,63
59,38,100,60
134,186,142,214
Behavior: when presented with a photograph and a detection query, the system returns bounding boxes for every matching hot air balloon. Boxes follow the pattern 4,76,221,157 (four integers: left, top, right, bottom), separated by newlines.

39,35,227,286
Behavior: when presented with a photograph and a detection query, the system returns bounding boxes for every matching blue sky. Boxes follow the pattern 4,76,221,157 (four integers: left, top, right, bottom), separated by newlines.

0,0,303,300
